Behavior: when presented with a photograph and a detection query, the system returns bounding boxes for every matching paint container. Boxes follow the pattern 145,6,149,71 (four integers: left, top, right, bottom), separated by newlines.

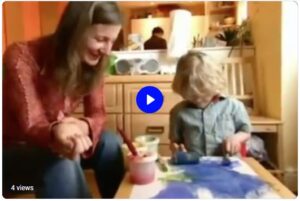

122,143,147,170
134,135,160,156
128,152,158,185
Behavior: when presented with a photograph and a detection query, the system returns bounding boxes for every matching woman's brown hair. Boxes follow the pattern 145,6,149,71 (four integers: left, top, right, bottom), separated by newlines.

53,2,122,97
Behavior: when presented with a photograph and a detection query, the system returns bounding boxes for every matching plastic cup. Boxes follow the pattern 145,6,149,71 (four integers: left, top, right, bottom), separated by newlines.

134,135,160,156
121,143,147,170
128,152,158,185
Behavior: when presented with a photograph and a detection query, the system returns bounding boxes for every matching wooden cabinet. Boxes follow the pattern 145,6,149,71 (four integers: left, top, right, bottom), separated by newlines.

125,114,169,142
104,84,123,113
73,83,123,131
252,125,278,133
124,113,172,156
250,116,283,180
124,83,182,113
106,114,124,132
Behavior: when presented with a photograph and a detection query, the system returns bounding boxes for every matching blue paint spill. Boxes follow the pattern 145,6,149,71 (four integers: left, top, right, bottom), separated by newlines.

199,159,240,169
153,160,269,198
154,183,198,198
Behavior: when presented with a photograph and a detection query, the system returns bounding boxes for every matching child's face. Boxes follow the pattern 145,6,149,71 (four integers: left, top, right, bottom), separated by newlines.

192,96,213,107
190,91,217,108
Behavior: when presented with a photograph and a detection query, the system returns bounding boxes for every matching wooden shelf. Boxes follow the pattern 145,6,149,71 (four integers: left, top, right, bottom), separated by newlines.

219,24,237,28
210,6,236,15
210,22,238,30
269,169,284,175
233,95,254,100
210,24,237,31
268,168,284,181
250,116,282,125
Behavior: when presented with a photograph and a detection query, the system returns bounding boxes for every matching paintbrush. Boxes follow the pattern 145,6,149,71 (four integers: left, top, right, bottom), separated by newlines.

157,156,170,172
117,127,138,156
222,153,231,166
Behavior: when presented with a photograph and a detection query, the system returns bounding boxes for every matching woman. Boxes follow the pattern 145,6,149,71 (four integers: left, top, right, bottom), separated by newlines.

3,2,124,198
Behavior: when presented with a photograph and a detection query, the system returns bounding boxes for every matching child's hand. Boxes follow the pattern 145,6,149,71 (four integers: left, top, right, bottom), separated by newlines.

170,143,187,153
224,135,242,155
224,132,251,155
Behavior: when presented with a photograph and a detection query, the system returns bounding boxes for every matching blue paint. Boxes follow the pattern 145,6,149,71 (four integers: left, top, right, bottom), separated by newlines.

221,155,231,166
153,183,197,198
199,159,240,169
153,160,269,198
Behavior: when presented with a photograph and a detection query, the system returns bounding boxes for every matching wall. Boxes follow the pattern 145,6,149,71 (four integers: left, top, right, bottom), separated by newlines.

2,2,66,51
39,2,67,36
248,2,282,117
131,15,207,45
281,1,298,191
122,4,206,48
248,2,298,191
3,2,36,48
119,7,131,47
2,2,206,50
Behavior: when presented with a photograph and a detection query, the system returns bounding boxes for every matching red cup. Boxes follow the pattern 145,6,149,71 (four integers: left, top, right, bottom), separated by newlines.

128,152,157,185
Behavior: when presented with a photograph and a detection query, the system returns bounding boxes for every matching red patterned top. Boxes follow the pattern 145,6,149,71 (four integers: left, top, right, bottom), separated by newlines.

3,36,106,158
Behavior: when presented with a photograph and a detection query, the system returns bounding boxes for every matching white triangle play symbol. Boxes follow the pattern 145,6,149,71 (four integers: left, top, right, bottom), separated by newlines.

147,94,155,105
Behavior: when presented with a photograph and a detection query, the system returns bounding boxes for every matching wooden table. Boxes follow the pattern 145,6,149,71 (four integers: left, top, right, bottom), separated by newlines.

115,157,295,198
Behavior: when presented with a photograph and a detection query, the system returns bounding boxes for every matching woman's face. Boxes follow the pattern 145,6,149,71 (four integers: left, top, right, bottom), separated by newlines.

79,24,121,66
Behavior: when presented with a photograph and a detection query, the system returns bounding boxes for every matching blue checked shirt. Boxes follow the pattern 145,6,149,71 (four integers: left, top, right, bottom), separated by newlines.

169,96,251,156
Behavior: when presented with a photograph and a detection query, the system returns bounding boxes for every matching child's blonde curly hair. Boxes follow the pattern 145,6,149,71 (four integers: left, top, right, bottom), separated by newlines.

172,52,227,101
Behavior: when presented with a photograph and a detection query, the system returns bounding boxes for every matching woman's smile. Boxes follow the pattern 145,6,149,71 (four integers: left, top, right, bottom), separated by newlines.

88,49,101,60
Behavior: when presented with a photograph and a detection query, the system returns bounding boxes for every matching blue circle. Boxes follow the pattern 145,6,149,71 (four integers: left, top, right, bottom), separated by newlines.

136,86,164,114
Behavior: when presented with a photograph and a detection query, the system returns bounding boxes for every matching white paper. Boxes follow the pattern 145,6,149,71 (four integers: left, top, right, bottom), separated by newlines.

129,157,280,198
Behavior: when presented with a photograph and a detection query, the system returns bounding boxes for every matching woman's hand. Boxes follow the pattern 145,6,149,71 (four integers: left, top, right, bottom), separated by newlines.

224,132,250,155
51,118,92,160
69,134,93,159
60,117,92,159
61,117,90,136
51,122,83,159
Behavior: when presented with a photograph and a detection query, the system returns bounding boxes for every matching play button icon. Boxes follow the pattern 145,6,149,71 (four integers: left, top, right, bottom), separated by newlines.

147,95,155,105
136,86,164,113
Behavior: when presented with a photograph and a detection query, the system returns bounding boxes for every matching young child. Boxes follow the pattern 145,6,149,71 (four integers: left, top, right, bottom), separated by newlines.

169,52,251,156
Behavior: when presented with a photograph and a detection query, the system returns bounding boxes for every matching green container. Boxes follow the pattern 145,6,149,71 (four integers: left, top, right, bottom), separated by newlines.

106,54,117,75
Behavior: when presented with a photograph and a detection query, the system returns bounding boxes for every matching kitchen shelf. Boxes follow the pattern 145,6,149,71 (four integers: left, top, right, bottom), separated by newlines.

219,24,237,28
211,24,237,31
210,5,236,15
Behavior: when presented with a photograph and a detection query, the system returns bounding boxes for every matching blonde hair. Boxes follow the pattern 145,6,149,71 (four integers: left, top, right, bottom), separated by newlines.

172,52,226,101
